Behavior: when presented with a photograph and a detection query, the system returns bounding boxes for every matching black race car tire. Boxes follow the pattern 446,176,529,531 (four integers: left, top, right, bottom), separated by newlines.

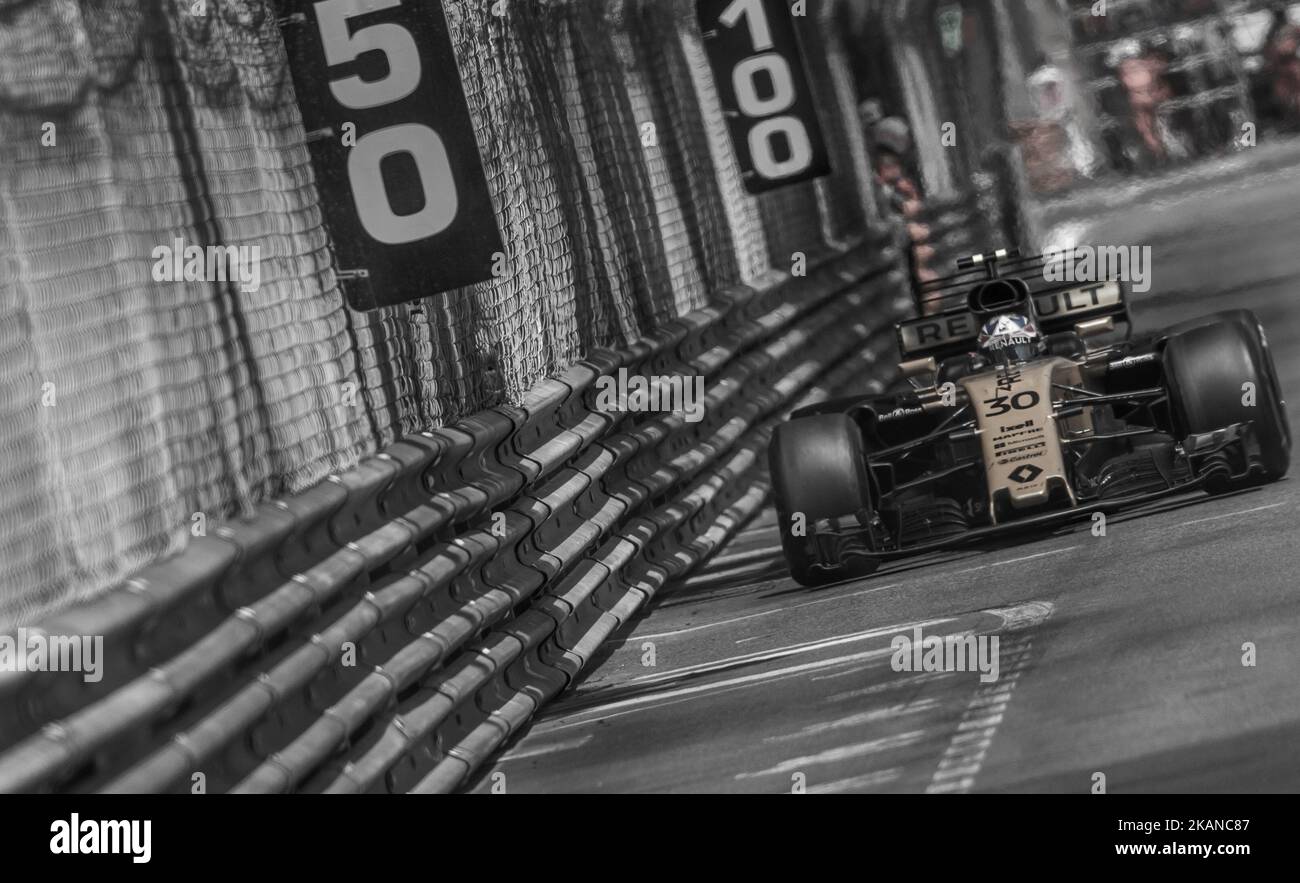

1163,317,1290,491
1163,310,1290,455
769,413,880,586
1164,309,1256,338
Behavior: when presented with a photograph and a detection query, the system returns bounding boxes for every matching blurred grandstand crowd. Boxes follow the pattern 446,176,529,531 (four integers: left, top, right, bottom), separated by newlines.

851,0,1300,202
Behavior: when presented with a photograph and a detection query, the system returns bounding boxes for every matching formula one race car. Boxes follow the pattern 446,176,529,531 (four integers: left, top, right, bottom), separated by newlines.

769,248,1291,586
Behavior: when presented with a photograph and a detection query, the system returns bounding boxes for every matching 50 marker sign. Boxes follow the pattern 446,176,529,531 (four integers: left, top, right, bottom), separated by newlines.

280,0,502,309
697,0,830,193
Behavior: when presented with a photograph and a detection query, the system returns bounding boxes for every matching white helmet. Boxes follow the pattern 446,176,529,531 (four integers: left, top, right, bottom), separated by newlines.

978,313,1044,364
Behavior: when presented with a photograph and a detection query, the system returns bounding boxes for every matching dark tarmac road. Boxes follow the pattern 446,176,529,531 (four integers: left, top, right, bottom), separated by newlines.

468,160,1300,794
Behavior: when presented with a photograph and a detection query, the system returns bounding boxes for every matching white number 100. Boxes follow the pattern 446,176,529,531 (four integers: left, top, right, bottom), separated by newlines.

718,0,813,182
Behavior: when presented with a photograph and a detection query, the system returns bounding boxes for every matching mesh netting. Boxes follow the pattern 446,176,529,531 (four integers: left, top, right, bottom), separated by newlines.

796,4,869,244
0,0,874,627
621,0,741,307
0,0,188,625
757,181,824,264
0,0,373,626
675,1,773,283
436,0,700,409
165,0,376,487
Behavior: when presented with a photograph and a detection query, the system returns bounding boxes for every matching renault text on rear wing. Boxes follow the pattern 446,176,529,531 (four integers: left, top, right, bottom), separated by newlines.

897,280,1126,360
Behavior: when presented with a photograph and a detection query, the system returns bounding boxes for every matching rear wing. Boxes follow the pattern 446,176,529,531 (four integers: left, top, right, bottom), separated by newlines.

897,249,1130,361
897,280,1126,360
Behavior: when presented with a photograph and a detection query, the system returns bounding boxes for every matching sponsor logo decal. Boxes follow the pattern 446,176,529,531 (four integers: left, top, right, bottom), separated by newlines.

879,405,925,421
979,314,1039,353
1008,463,1044,484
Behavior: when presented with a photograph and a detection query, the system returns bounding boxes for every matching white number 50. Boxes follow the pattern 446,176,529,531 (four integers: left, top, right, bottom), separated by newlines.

316,0,421,109
314,0,459,244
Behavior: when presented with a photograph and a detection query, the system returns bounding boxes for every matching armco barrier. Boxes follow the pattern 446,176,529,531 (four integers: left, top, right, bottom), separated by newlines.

0,235,911,793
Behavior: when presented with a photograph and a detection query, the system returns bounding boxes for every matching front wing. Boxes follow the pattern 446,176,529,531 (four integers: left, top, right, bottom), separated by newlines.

798,422,1260,572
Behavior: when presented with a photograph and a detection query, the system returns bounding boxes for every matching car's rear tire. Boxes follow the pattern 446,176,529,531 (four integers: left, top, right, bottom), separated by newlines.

769,413,880,586
1163,316,1290,491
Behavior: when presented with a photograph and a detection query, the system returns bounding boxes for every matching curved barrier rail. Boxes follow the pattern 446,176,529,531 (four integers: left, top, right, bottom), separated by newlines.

0,236,910,793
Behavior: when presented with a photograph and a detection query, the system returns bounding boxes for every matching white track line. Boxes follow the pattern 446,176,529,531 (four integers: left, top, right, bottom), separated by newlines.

703,547,781,569
624,617,953,687
827,672,952,702
535,604,1047,745
737,732,926,779
924,602,1054,794
640,545,1076,645
635,583,901,641
808,662,882,682
496,734,593,763
806,767,903,794
927,641,1033,793
764,700,938,743
991,546,1079,567
1174,502,1285,529
537,644,904,735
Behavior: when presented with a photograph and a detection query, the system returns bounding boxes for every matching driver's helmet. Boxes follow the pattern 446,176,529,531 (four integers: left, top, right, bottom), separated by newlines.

978,313,1045,365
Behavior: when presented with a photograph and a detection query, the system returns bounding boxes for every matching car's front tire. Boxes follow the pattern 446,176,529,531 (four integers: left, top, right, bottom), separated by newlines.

769,413,880,586
1163,315,1290,491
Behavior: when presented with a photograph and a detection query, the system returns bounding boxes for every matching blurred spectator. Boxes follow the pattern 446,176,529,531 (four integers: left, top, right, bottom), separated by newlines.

870,116,940,291
1115,40,1192,166
1023,59,1100,186
873,117,923,216
1264,13,1300,127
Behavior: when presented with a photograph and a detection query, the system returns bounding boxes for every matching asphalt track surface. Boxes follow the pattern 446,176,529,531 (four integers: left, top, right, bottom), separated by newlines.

467,162,1300,794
